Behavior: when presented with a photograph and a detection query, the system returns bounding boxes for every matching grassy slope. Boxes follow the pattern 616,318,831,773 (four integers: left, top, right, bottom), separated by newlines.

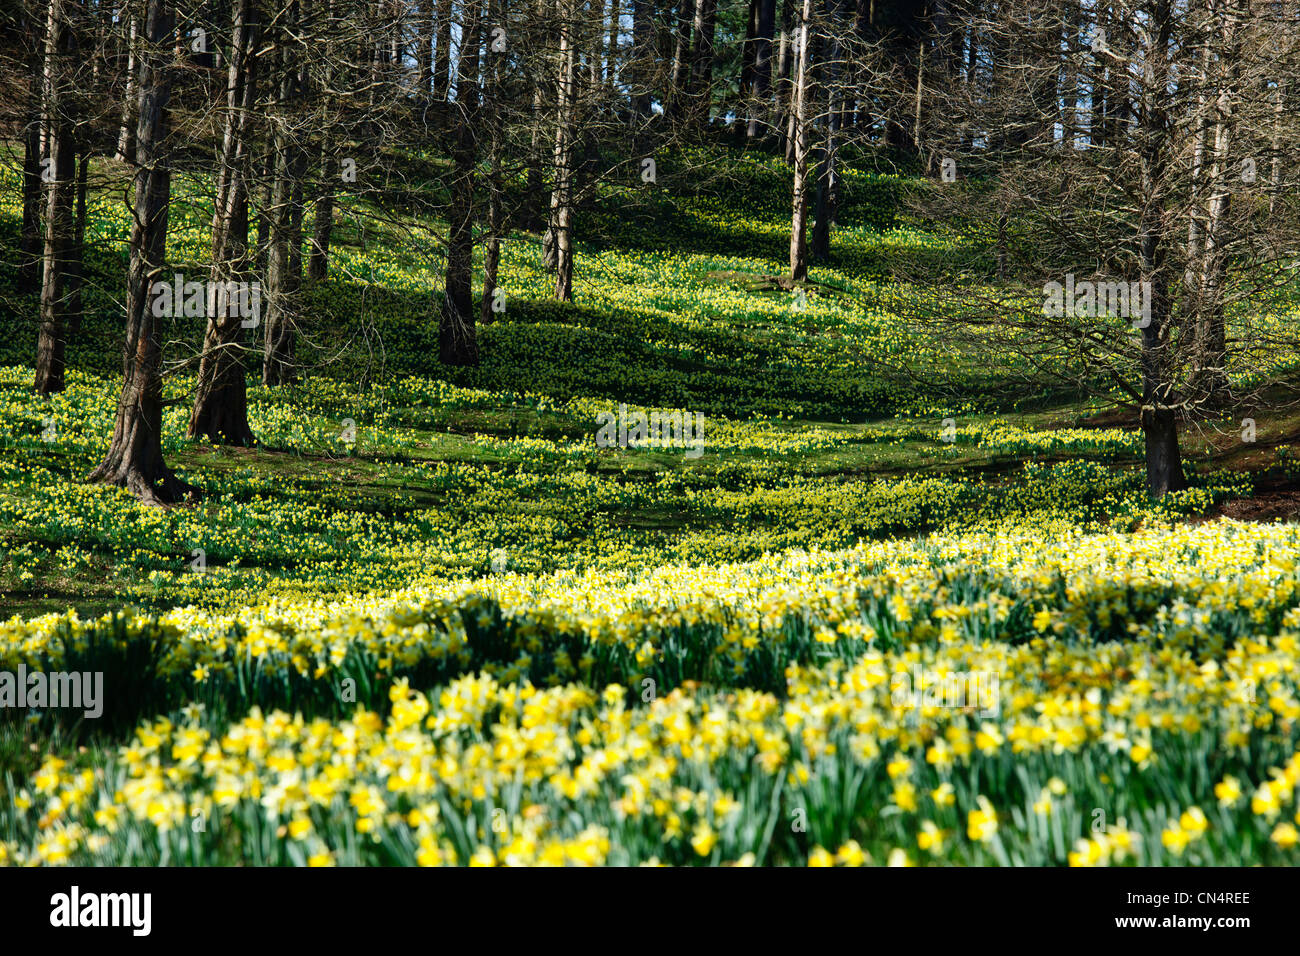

0,147,1291,619
2,145,1300,865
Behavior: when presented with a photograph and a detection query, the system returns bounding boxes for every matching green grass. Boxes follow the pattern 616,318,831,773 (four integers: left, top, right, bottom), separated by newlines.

2,141,1299,868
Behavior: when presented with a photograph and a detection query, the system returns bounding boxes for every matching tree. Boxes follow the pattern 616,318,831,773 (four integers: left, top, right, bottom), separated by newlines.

114,5,138,162
903,0,1300,497
746,0,775,139
34,0,79,395
548,0,579,299
811,0,846,263
787,0,813,280
441,0,482,362
434,0,454,98
89,0,195,505
687,0,716,127
479,0,505,326
16,0,47,297
189,0,260,444
262,2,308,387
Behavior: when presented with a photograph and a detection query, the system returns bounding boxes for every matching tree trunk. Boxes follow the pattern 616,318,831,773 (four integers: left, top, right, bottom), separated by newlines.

1135,0,1185,498
307,0,335,282
441,0,481,363
738,0,758,143
190,0,258,445
689,0,715,127
68,148,88,336
480,0,504,325
606,0,619,91
787,0,812,281
1268,82,1284,217
776,0,793,158
434,0,453,99
913,37,925,170
1141,402,1187,498
1193,13,1237,405
667,0,693,120
308,142,335,282
812,4,840,263
90,0,194,505
549,0,578,300
630,0,651,117
747,0,775,140
418,0,434,96
115,8,138,162
261,14,306,390
35,0,77,396
882,0,921,155
255,149,271,275
20,3,46,296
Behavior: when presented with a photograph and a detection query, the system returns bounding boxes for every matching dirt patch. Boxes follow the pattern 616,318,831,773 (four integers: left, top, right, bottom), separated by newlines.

1194,487,1300,524
1075,407,1140,429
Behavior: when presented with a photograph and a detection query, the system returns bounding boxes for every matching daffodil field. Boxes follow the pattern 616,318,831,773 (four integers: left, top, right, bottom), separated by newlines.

4,146,1300,871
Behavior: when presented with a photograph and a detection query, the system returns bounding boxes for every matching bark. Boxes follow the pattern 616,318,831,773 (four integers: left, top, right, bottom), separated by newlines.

441,0,481,364
776,0,792,157
433,0,453,99
667,0,693,120
1135,0,1186,498
787,0,812,281
115,8,138,161
747,0,775,139
586,0,600,87
308,142,335,282
1268,82,1284,217
262,21,305,387
480,0,504,325
189,0,258,445
913,37,925,168
739,0,758,143
812,5,840,263
688,0,715,127
308,0,335,281
68,148,88,335
606,0,619,90
287,174,306,279
255,149,271,275
1059,1,1079,148
630,0,651,116
1194,12,1237,404
418,0,434,96
35,0,77,396
552,0,578,300
89,0,195,505
20,3,45,296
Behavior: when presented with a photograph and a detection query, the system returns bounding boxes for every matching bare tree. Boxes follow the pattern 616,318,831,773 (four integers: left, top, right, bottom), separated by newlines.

189,0,260,444
34,0,79,395
89,0,195,504
787,0,813,280
548,0,579,299
441,0,482,361
903,0,1300,497
262,2,309,386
